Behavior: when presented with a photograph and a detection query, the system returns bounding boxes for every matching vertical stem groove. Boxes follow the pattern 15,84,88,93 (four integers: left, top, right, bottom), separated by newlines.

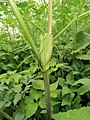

43,0,52,119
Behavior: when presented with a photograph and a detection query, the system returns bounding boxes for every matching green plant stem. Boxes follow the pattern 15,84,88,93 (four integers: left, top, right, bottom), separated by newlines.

29,21,45,34
42,0,52,120
43,70,51,120
54,9,90,39
43,0,47,5
48,0,52,34
0,109,13,120
8,0,41,65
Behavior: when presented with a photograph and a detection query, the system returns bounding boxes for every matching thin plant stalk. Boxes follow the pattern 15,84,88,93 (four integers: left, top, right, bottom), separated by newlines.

8,0,41,64
0,109,13,120
48,0,52,34
43,0,52,120
54,9,90,39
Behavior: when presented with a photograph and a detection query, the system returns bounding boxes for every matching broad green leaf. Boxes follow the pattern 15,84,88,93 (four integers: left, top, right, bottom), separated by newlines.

58,77,66,87
72,78,90,94
66,72,74,85
30,88,43,101
25,102,38,119
62,86,71,96
50,90,57,98
32,80,44,90
72,96,81,107
24,96,33,104
76,54,90,60
15,112,25,120
13,73,21,83
50,80,58,91
13,84,22,93
72,31,90,54
39,97,46,109
77,85,88,95
13,93,22,106
61,97,71,106
72,78,90,89
52,106,90,120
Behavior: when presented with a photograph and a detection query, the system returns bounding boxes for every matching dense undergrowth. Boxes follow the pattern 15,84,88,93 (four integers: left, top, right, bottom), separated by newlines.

0,0,90,120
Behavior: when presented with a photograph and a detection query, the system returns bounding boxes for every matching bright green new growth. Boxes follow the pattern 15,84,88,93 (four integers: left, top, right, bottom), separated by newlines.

40,34,53,72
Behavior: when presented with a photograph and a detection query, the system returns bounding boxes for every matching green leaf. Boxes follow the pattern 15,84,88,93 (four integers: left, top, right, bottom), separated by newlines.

39,97,46,109
50,90,57,98
62,97,71,106
72,78,90,94
24,96,33,104
30,88,43,101
77,85,88,95
72,31,90,54
72,96,81,108
72,78,90,89
13,93,22,106
13,84,22,93
50,80,58,91
58,77,66,87
76,54,90,60
66,72,74,85
56,63,68,68
62,86,71,96
25,102,38,119
52,106,90,120
15,113,24,120
32,80,44,90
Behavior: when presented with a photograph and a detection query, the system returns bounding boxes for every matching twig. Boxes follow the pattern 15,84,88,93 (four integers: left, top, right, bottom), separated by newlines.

0,109,13,120
54,9,90,39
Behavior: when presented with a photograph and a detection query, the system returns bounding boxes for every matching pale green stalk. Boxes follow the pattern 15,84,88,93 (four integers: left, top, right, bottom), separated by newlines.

48,0,52,34
8,0,41,64
54,10,90,39
43,0,52,120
